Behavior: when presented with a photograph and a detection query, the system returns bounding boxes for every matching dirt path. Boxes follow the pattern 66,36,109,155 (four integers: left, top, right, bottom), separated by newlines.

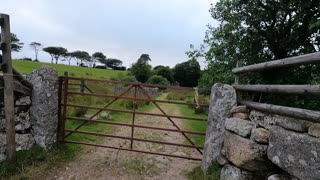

36,103,201,180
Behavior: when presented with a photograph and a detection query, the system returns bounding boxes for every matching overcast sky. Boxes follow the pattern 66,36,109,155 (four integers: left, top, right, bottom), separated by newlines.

1,0,217,68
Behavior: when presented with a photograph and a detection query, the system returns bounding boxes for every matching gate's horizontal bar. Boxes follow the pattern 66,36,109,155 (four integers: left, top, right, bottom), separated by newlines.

66,104,207,121
68,91,209,107
64,140,202,161
65,116,206,135
62,76,209,91
65,129,204,149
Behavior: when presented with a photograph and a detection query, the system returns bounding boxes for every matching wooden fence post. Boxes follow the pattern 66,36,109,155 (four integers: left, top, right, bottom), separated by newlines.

0,14,16,161
80,80,85,93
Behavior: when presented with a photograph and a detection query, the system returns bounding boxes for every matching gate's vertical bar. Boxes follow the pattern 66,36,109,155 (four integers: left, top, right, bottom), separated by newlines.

57,76,64,142
61,72,69,142
130,85,137,149
1,14,16,161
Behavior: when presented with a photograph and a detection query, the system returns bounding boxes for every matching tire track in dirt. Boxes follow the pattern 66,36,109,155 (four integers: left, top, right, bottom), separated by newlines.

37,103,202,180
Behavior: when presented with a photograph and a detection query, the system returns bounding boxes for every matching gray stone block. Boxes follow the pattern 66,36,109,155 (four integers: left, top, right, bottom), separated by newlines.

251,128,269,144
223,131,273,171
308,123,320,138
26,66,59,149
220,164,254,180
225,118,255,137
268,126,320,180
201,84,237,171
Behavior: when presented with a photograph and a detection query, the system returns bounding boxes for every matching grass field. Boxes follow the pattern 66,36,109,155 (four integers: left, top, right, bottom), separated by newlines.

13,60,128,79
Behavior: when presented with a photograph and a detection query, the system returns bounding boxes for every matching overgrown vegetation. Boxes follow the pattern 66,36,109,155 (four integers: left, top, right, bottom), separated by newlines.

187,0,320,110
186,162,221,180
0,144,79,179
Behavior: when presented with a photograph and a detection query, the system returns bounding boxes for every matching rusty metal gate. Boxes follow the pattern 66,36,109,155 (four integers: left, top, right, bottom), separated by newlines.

58,75,209,161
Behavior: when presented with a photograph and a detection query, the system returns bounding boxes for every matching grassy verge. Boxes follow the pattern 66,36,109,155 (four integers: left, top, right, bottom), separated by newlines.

0,144,79,179
185,162,221,180
12,60,127,78
175,98,222,179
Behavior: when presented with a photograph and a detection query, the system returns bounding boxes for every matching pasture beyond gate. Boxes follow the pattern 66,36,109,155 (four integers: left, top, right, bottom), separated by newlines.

57,75,210,161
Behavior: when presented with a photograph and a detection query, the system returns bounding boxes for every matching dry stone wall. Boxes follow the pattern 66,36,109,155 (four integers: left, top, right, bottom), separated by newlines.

0,66,59,161
203,85,320,180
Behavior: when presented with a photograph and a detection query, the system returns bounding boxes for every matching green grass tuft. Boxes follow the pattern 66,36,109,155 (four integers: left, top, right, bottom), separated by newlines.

186,162,221,180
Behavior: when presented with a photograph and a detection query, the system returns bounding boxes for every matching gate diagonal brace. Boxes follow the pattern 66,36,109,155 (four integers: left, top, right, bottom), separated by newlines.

137,85,203,155
64,84,134,139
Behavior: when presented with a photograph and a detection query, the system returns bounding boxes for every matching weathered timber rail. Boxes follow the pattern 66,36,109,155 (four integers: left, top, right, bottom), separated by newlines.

233,52,320,122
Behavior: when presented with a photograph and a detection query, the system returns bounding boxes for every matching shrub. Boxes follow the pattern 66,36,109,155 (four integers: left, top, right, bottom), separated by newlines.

94,65,106,69
146,75,169,85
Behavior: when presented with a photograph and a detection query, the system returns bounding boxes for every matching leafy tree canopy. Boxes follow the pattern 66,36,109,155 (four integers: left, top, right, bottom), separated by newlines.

0,33,24,52
92,52,106,66
29,42,42,61
154,66,174,83
173,59,200,87
130,54,152,83
106,58,123,69
188,0,320,87
70,50,90,66
43,46,67,64
146,75,169,85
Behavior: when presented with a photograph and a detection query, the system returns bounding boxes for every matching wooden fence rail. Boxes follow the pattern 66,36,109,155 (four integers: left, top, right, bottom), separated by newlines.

233,52,320,122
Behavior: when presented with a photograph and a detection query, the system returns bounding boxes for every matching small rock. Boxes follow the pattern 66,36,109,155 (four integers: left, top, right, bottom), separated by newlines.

249,110,276,129
225,118,255,137
268,174,290,180
172,151,187,157
217,155,229,166
230,105,247,114
220,164,254,180
251,128,269,144
308,123,320,138
233,113,249,120
15,96,31,106
99,112,110,119
83,114,98,120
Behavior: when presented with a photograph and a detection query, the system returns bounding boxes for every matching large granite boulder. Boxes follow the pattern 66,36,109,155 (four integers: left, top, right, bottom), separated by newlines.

220,164,254,180
225,118,255,137
268,126,320,180
223,131,273,171
201,84,237,171
26,66,59,149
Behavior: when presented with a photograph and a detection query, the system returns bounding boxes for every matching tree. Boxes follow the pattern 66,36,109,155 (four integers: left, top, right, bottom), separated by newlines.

92,52,106,67
43,46,67,64
62,52,74,65
0,33,24,52
154,66,174,83
106,58,123,69
29,42,42,61
130,54,152,83
188,0,320,87
173,59,200,87
146,75,169,85
70,51,90,66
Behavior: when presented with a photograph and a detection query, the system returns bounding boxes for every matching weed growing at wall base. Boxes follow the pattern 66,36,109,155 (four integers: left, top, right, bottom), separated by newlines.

186,162,221,180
